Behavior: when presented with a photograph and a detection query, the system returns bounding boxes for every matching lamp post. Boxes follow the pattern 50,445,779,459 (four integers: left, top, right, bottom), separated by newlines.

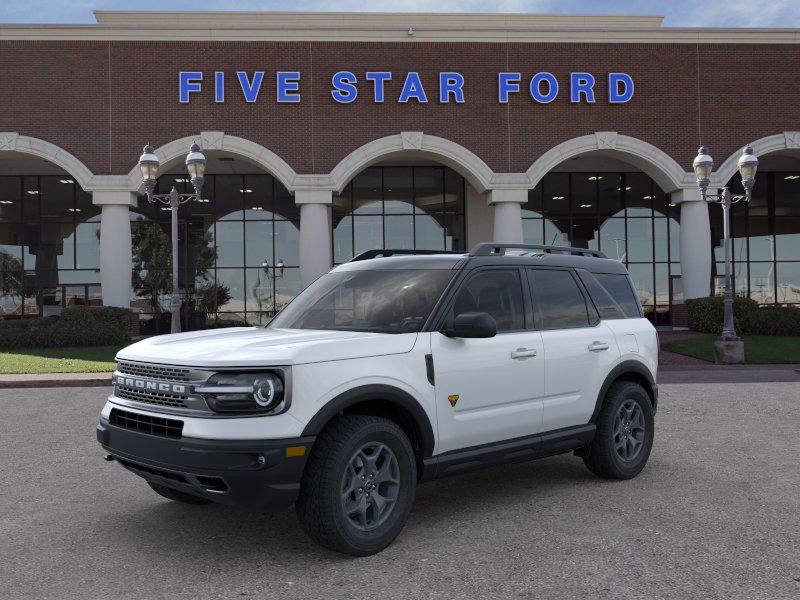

138,142,206,334
692,144,758,361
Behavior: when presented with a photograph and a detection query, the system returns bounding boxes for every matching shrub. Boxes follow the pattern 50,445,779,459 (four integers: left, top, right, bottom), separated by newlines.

686,296,759,335
686,296,800,336
0,306,132,349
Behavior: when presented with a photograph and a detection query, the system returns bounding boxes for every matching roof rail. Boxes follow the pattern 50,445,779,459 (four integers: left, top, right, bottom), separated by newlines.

469,243,608,259
349,249,466,262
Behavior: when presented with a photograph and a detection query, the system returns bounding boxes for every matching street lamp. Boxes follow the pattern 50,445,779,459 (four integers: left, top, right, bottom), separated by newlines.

138,142,206,333
692,145,759,359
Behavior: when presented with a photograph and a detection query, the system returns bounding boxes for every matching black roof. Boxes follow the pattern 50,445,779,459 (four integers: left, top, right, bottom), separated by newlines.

338,244,629,275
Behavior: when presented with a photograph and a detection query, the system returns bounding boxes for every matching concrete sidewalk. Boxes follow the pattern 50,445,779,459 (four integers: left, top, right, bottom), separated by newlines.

0,372,111,389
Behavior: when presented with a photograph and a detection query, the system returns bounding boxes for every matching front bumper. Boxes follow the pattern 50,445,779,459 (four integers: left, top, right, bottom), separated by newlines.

97,422,315,512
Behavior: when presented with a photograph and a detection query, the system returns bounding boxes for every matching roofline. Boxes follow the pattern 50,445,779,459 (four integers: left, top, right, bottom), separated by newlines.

0,11,799,43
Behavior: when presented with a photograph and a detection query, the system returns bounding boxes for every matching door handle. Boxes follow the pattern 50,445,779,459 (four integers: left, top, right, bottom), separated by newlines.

511,348,537,359
588,341,610,352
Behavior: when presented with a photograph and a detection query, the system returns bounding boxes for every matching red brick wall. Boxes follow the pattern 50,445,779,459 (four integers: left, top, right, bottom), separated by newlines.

1,39,799,177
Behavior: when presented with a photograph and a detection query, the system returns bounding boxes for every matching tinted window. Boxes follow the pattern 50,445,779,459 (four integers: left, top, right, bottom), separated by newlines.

528,269,590,329
270,269,454,333
577,270,624,320
594,273,642,318
450,269,524,332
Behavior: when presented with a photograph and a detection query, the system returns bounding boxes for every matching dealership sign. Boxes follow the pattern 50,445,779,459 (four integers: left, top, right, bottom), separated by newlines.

178,71,634,104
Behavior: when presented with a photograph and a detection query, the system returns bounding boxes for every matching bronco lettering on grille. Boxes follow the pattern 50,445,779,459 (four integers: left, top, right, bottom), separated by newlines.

112,374,187,395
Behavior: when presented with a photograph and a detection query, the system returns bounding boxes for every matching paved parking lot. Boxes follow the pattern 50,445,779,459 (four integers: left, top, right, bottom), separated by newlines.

1,383,798,600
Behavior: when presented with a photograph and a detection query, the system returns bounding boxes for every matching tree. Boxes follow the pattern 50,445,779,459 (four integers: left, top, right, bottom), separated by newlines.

0,251,25,311
131,218,219,314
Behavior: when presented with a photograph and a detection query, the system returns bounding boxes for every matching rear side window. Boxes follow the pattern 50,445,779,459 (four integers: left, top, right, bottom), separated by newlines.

594,273,643,318
577,270,626,320
528,269,591,329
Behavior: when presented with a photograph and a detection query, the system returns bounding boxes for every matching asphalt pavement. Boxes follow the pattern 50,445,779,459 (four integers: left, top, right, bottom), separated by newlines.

1,384,798,600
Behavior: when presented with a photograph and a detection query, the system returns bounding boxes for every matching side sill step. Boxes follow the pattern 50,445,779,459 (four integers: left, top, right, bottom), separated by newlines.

421,424,596,482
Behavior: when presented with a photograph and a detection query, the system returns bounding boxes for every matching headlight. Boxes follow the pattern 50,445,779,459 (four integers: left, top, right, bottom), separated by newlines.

197,372,285,414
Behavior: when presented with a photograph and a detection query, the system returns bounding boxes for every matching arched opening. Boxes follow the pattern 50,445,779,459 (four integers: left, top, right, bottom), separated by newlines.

524,154,681,325
0,153,101,319
328,134,495,265
131,151,300,333
715,151,800,306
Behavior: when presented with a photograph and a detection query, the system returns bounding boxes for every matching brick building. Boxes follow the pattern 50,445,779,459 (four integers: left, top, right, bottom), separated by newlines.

1,11,799,331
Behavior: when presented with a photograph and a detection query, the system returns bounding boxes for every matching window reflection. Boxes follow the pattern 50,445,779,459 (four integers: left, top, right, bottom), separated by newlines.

332,166,467,264
0,176,101,318
129,173,300,333
524,171,678,324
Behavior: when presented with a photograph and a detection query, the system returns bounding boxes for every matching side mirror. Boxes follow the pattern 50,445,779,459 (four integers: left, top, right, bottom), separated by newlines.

443,312,497,338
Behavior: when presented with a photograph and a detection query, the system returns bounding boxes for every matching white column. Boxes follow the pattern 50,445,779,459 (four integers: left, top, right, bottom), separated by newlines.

93,191,137,308
673,188,712,300
296,190,333,288
488,189,527,243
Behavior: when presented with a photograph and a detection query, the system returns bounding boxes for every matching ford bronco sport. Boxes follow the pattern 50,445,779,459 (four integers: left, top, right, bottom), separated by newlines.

97,243,658,556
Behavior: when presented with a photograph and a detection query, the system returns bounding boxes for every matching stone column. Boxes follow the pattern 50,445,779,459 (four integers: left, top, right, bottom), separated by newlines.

673,188,712,300
93,191,137,308
488,189,527,243
296,190,333,288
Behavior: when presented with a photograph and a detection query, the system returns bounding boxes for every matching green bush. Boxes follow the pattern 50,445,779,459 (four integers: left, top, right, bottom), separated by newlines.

687,296,800,336
0,306,132,349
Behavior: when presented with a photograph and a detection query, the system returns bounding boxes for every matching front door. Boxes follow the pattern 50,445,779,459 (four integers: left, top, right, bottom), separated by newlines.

431,268,545,454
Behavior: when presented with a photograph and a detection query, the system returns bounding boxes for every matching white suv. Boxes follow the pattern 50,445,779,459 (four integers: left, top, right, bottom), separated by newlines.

97,243,658,556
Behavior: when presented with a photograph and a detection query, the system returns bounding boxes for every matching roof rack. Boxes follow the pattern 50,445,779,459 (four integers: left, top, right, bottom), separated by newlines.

349,249,466,262
469,243,608,259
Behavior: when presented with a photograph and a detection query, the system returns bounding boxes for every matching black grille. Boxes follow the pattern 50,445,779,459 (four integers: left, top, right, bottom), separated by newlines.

115,387,188,408
117,361,192,382
116,457,189,484
109,408,183,439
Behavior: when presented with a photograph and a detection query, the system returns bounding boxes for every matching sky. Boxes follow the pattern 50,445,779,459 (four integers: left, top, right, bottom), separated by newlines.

1,0,799,27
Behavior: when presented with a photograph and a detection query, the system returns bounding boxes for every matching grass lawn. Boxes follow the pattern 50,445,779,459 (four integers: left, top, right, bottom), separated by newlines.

0,345,124,374
662,335,800,364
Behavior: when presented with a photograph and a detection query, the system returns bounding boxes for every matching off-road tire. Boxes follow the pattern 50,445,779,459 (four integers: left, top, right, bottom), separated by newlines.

148,482,212,505
583,381,654,480
296,414,417,556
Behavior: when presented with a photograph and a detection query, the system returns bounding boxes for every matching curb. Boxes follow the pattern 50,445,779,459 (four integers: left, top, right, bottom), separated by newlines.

0,377,111,389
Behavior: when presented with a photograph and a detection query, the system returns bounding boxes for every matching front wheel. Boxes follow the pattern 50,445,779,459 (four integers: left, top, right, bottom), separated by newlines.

296,414,417,556
583,381,655,480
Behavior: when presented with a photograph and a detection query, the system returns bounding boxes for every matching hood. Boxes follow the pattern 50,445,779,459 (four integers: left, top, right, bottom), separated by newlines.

116,327,418,368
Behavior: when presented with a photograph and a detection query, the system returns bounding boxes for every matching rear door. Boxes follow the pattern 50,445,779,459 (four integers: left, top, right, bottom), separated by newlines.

526,268,619,432
431,267,545,454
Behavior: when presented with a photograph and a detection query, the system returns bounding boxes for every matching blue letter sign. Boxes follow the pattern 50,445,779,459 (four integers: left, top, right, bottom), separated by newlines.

331,71,358,103
399,72,428,103
237,71,264,103
608,73,634,104
439,72,465,103
178,72,203,103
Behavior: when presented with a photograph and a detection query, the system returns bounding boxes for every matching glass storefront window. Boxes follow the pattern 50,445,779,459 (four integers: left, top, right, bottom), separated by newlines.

332,166,467,264
523,170,680,323
0,175,102,318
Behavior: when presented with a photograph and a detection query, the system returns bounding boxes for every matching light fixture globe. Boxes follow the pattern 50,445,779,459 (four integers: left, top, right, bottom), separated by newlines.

692,146,714,194
185,142,206,179
138,144,160,187
737,145,759,191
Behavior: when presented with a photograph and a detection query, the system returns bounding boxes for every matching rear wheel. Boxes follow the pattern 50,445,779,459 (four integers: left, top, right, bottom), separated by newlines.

296,414,417,556
583,381,654,480
148,482,211,505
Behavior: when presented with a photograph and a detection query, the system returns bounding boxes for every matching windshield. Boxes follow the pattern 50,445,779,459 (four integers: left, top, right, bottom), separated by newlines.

269,269,455,333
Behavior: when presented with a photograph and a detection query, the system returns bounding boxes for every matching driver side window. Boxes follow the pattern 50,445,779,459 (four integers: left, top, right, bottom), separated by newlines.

449,269,525,332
